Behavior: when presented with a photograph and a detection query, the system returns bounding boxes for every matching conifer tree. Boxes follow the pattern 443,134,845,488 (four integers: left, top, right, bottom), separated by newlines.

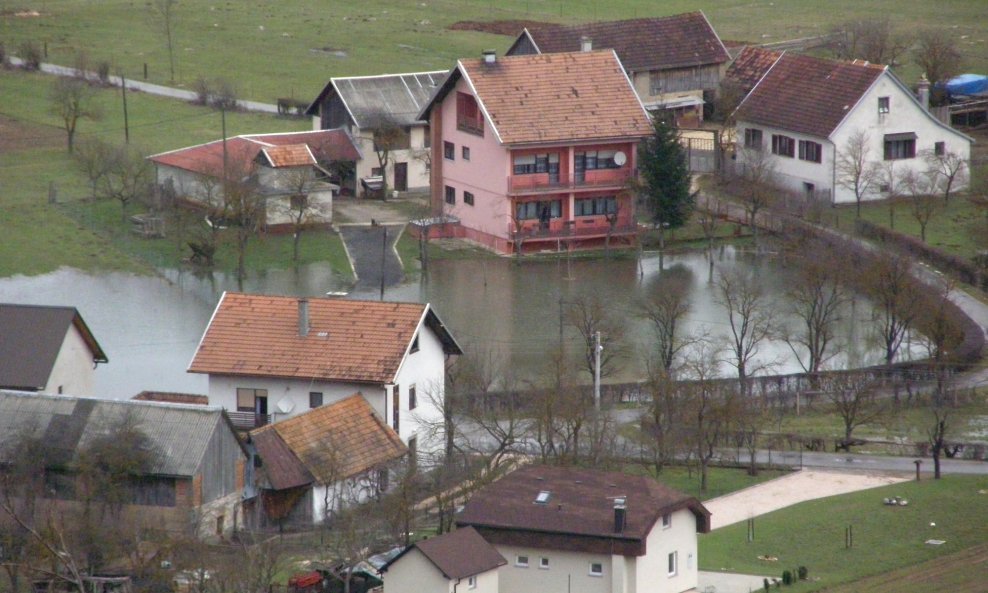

638,116,694,229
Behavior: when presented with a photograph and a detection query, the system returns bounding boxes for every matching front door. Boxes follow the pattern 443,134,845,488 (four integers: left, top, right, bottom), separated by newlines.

394,162,408,191
255,394,268,427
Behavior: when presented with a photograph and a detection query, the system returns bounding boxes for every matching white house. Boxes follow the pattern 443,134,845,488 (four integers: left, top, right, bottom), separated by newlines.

187,292,462,460
305,71,446,196
0,303,107,396
457,465,712,593
381,526,506,593
733,53,973,204
148,130,360,228
247,393,406,527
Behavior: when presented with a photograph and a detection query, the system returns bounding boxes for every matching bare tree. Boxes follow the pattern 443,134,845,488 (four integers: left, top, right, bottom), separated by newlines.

923,149,967,203
74,138,116,200
49,77,102,153
902,169,940,242
638,269,696,373
914,29,963,105
736,146,776,244
864,254,921,365
697,201,724,253
824,375,886,448
679,342,734,492
715,268,776,392
275,166,330,263
836,130,882,217
927,377,952,480
364,112,408,200
149,0,179,83
565,293,626,380
781,240,848,374
98,144,153,221
829,19,911,66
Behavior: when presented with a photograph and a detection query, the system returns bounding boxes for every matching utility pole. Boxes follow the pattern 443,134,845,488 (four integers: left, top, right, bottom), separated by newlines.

380,226,387,301
593,331,602,411
120,72,130,144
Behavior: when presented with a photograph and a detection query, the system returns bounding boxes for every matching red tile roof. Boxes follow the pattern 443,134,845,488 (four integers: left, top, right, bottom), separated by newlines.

148,129,359,177
458,465,710,556
252,394,406,483
456,51,651,145
384,526,506,580
735,53,886,138
725,46,783,96
188,292,460,384
519,12,730,72
250,424,314,490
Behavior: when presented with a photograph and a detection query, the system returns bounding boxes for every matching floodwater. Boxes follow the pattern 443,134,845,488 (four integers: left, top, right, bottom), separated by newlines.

0,247,925,399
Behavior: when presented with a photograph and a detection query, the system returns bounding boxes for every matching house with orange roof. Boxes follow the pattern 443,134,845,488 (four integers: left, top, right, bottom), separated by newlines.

246,394,407,527
733,53,972,205
418,50,652,255
188,292,462,460
506,12,731,126
147,129,360,229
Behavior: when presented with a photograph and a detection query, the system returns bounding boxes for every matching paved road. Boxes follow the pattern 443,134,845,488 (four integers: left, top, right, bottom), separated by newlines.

8,57,280,113
339,224,405,294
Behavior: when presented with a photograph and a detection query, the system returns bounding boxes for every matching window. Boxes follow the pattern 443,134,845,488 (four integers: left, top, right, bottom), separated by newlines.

409,385,417,410
464,191,475,206
462,146,471,160
884,134,916,160
589,562,603,577
668,551,678,576
798,140,822,163
539,557,550,570
575,196,617,217
309,392,323,409
878,96,890,114
744,128,763,151
456,92,484,136
771,134,795,158
516,556,529,568
513,153,559,175
516,200,561,221
575,150,621,171
934,141,945,156
803,182,816,194
376,468,389,494
216,515,225,536
445,185,456,205
467,576,477,589
444,141,455,160
290,194,308,210
371,166,383,176
392,386,400,432
662,513,672,528
236,388,268,412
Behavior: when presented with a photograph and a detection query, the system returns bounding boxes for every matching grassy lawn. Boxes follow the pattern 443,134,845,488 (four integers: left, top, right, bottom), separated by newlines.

816,543,988,593
2,0,986,104
699,474,988,591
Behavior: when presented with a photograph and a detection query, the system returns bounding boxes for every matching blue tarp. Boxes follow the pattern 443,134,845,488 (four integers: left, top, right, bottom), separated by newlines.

944,73,988,97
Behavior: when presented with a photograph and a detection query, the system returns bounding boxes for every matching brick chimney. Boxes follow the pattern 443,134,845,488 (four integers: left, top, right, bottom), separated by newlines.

917,74,931,112
298,298,309,337
613,498,626,533
580,36,593,52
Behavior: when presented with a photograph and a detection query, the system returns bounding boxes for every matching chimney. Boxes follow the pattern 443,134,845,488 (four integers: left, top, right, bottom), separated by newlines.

580,36,592,52
482,50,496,64
613,498,626,533
917,74,930,112
298,298,309,337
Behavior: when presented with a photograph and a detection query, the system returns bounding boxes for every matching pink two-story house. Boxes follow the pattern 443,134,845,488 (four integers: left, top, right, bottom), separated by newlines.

419,50,652,254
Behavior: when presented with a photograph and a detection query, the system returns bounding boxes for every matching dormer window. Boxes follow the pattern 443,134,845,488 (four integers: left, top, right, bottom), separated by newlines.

878,96,890,115
457,92,484,136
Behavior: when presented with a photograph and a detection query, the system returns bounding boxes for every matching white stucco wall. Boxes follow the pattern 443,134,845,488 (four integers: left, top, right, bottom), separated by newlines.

495,545,613,593
206,375,385,421
383,549,453,593
353,125,431,196
312,473,380,524
636,509,699,593
737,72,972,205
396,319,448,457
44,324,97,396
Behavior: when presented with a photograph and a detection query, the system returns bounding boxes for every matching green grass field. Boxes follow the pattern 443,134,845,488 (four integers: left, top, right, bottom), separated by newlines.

699,475,988,591
2,0,986,104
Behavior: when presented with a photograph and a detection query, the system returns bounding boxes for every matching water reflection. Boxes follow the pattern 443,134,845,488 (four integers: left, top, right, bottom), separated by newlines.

0,248,925,399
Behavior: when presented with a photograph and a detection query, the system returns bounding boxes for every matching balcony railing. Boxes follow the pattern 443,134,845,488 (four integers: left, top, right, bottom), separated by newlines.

508,168,634,194
227,410,272,430
512,219,638,241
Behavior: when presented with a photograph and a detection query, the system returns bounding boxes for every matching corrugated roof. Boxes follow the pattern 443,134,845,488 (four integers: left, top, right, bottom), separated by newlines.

148,129,359,177
385,526,506,579
458,465,711,545
253,394,406,484
518,12,730,72
331,71,448,128
725,46,783,96
735,53,886,138
0,304,107,391
262,144,317,168
0,391,235,477
188,292,462,384
450,51,651,146
132,391,209,405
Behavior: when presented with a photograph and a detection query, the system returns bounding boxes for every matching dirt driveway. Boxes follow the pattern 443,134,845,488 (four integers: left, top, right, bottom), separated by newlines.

705,469,909,530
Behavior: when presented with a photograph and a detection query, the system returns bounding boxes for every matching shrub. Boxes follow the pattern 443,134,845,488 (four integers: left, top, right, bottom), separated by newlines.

192,76,212,106
96,60,112,84
18,40,42,70
782,570,792,586
798,566,808,580
210,77,239,110
763,578,770,592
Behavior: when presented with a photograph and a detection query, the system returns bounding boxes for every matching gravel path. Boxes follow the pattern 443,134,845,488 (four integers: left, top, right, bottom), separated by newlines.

704,469,909,530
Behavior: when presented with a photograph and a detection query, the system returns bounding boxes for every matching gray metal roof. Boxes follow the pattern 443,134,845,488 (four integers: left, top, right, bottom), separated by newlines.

333,71,447,128
0,390,231,477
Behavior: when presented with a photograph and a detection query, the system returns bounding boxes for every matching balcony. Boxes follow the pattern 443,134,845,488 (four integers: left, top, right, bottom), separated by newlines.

227,410,272,430
511,218,638,242
508,168,634,195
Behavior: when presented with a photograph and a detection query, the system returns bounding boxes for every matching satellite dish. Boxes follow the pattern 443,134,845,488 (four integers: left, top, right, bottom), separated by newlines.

276,398,295,414
613,151,627,166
